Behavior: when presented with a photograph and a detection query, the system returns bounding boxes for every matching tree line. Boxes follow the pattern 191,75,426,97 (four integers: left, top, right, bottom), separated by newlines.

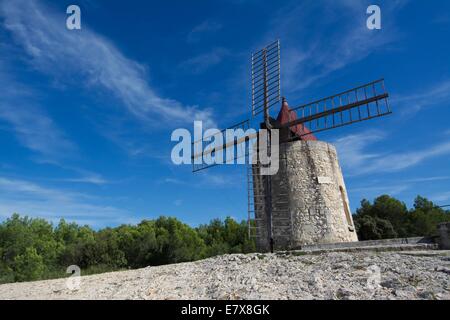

353,195,449,240
0,216,254,284
0,195,449,284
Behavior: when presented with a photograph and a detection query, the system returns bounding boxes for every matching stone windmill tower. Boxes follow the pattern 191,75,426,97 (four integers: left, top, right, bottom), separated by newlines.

191,41,392,252
251,98,358,252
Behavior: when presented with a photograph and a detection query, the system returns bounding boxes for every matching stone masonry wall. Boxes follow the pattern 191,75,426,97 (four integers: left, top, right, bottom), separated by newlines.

281,140,358,247
254,140,358,251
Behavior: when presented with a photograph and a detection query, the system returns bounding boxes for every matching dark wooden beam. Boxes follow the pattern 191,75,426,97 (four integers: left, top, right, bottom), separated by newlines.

278,93,389,129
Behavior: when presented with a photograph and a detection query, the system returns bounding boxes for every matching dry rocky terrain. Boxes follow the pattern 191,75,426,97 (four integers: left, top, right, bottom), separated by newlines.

0,250,449,300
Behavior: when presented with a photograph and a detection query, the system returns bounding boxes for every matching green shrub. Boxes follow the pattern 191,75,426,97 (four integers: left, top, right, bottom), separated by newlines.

13,247,45,282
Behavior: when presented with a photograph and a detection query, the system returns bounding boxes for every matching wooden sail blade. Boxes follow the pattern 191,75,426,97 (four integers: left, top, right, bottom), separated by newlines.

279,79,392,137
252,40,281,117
192,39,282,173
191,119,257,172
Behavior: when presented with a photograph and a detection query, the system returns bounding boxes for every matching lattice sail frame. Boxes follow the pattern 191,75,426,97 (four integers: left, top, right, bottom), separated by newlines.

191,39,392,173
192,120,256,173
192,41,281,172
281,79,391,138
251,40,281,118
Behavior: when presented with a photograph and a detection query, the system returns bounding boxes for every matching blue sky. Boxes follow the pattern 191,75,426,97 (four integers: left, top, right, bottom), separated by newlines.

0,0,449,228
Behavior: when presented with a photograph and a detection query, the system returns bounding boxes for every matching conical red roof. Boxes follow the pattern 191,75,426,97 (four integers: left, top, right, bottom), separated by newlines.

276,98,317,141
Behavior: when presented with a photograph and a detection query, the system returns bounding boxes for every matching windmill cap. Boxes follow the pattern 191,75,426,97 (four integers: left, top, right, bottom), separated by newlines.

276,98,317,141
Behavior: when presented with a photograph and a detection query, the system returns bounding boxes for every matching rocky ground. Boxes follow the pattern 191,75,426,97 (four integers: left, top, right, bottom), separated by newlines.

0,250,449,300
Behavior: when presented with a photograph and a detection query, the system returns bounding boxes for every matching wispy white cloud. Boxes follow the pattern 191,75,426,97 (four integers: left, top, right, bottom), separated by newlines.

50,165,112,186
200,173,237,187
60,175,109,186
431,191,450,203
362,141,450,174
162,172,240,188
261,1,406,93
161,177,186,185
0,104,76,160
0,69,76,160
0,177,128,227
348,176,450,198
400,176,450,183
187,20,222,44
333,130,385,173
392,80,450,115
334,130,450,176
349,184,410,197
181,47,230,74
0,0,215,128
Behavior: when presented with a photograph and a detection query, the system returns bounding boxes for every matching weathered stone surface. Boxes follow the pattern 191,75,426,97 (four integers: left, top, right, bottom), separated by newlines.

254,140,358,251
0,250,448,300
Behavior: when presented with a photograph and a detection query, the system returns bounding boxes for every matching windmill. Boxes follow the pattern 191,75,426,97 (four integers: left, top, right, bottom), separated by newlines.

191,40,392,252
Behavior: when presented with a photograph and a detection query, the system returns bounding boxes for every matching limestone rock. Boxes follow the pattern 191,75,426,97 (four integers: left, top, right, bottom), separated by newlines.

0,251,448,300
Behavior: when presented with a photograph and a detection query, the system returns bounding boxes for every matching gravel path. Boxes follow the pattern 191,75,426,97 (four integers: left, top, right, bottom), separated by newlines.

0,250,449,300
